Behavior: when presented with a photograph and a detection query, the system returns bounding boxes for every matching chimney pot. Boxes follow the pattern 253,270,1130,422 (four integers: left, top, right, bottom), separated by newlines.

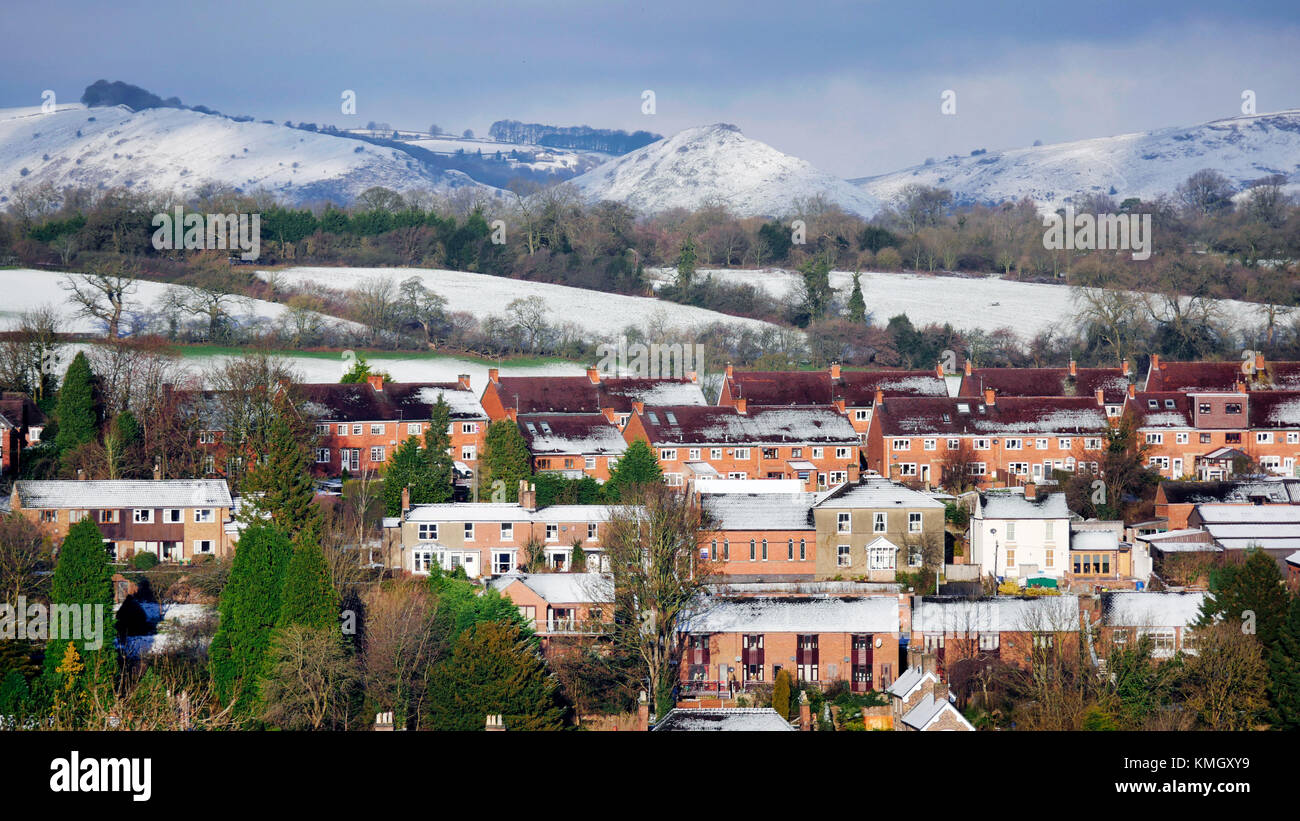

1095,388,1105,406
1255,352,1266,372
1122,358,1130,377
874,388,884,408
457,373,471,390
1127,383,1136,399
587,366,600,384
1069,359,1077,377
366,374,384,392
983,387,996,406
964,359,972,377
725,363,734,379
735,398,747,415
935,362,944,379
830,362,842,380
488,367,500,384
1150,353,1160,371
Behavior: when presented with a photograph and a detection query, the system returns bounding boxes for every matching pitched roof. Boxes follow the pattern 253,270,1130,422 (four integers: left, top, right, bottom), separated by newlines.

682,595,901,634
1101,591,1206,627
815,477,946,510
491,572,613,603
912,595,1081,633
1126,392,1193,428
701,492,817,531
874,396,1107,436
0,392,46,429
653,708,795,732
636,405,859,445
725,369,946,406
1158,479,1300,505
15,480,233,509
901,692,974,731
962,367,1129,403
1145,360,1245,392
517,414,627,456
977,490,1070,520
1247,391,1300,428
405,501,630,524
294,381,485,423
885,666,936,698
491,375,705,414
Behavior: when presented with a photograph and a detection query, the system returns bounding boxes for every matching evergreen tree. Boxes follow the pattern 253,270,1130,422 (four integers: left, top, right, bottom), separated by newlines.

240,394,322,547
1198,548,1290,647
798,254,833,324
427,567,529,638
209,523,294,717
847,273,866,323
482,419,532,502
423,620,566,731
772,668,794,720
570,540,587,572
277,540,340,631
383,437,433,515
421,393,455,499
42,518,115,691
674,236,697,290
1267,594,1300,729
603,438,662,501
54,351,97,466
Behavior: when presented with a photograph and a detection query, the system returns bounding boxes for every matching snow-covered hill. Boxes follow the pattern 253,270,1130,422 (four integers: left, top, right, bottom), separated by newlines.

854,110,1300,212
0,103,496,206
569,123,883,217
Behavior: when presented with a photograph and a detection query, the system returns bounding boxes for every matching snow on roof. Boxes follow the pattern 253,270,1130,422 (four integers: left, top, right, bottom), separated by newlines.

1071,530,1119,551
1193,504,1300,524
877,396,1108,436
493,572,613,603
16,480,233,509
1287,550,1300,566
531,505,621,523
653,708,795,732
639,404,859,445
692,478,804,494
978,490,1070,520
885,665,938,699
816,477,946,510
912,595,1081,633
1101,591,1206,627
517,414,627,456
414,386,488,419
1138,528,1211,541
1160,479,1300,505
682,595,900,634
702,492,817,531
406,503,535,523
612,380,707,406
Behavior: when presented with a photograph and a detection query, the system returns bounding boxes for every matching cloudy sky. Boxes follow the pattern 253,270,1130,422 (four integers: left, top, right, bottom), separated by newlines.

2,0,1297,177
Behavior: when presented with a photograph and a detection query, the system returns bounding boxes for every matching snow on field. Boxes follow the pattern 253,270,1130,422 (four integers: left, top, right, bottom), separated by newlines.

647,266,1267,339
0,268,358,335
183,350,585,388
118,602,215,657
258,266,779,339
0,103,493,206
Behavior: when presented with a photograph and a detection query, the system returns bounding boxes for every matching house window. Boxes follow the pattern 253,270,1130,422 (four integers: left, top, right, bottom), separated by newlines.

898,463,917,476
1225,403,1242,415
762,447,780,460
968,463,987,476
749,539,757,561
133,509,153,523
1175,432,1188,445
461,446,476,461
407,423,422,435
1008,462,1029,475
1145,433,1163,445
193,539,214,555
500,522,513,540
163,509,182,523
370,424,385,435
587,523,598,541
973,438,990,450
315,448,331,463
461,423,477,434
869,546,894,570
198,431,216,445
1045,521,1055,540
1006,522,1016,541
194,509,214,523
799,539,806,560
99,509,119,524
1085,438,1101,450
893,438,910,451
908,512,922,533
546,524,558,542
787,538,794,560
873,512,886,533
1035,438,1048,450
837,545,851,567
660,449,677,461
835,447,851,459
1005,438,1022,450
723,539,730,560
1225,433,1241,444
1200,432,1212,444
352,424,363,435
493,551,514,574
761,539,768,560
1289,432,1300,445
417,523,438,540
40,510,58,523
315,424,330,435
734,448,750,460
1045,549,1055,568
710,448,722,460
855,409,869,421
337,424,347,435
810,448,823,459
908,543,922,567
370,446,386,462
837,512,851,533
1257,432,1273,444
923,439,936,451
947,439,961,450
412,549,433,574
464,522,474,541
1005,548,1016,568
1058,438,1072,450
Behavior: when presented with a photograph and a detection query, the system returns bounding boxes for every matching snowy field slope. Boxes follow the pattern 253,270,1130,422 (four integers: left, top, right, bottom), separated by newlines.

647,267,1267,340
569,123,883,217
258,266,779,337
0,103,495,205
0,268,359,335
402,136,608,174
854,110,1300,212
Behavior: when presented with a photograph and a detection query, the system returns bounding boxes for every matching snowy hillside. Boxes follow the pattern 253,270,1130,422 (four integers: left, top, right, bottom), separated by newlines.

854,110,1300,212
646,266,1268,341
569,123,883,217
0,268,360,335
0,104,495,206
257,266,779,338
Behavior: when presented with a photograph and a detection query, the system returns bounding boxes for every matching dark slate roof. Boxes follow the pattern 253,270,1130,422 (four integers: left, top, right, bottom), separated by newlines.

873,396,1107,436
636,404,859,445
1125,392,1193,428
492,376,704,414
517,413,626,456
1146,359,1300,392
726,369,945,406
293,382,485,422
0,392,47,429
1247,391,1300,428
1159,479,1300,505
961,367,1129,403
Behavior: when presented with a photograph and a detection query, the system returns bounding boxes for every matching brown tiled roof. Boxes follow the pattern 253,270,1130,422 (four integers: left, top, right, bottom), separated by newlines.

874,396,1107,436
517,413,627,456
0,392,46,429
726,369,946,406
1126,392,1193,428
1247,391,1300,428
636,404,859,445
492,376,705,414
1145,361,1244,392
961,367,1129,403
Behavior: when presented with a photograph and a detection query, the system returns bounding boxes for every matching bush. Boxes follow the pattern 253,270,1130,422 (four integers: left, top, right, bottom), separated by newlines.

131,551,159,571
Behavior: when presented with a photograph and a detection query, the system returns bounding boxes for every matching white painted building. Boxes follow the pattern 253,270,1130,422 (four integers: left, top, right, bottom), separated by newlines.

969,487,1071,581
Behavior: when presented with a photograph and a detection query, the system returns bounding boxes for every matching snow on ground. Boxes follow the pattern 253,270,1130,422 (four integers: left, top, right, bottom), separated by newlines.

117,602,215,657
0,268,358,335
259,266,779,339
647,266,1267,339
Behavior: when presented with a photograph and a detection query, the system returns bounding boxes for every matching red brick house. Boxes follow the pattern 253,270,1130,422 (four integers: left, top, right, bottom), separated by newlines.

480,367,705,428
958,359,1130,420
1093,590,1206,659
514,411,627,482
488,572,613,653
623,402,861,491
0,392,47,477
698,491,818,581
910,594,1082,672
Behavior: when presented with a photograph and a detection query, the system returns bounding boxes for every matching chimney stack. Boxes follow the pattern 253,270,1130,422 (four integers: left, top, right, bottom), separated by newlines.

1128,383,1136,399
725,362,734,379
1024,482,1037,500
734,398,747,415
798,692,812,731
457,373,471,391
519,481,537,511
964,359,972,377
587,366,600,385
366,373,384,392
505,407,518,422
1095,388,1105,406
935,361,944,379
637,691,650,732
153,460,162,481
830,362,842,380
874,388,885,408
488,367,500,384
374,711,394,731
401,485,410,516
1150,353,1160,372
1121,358,1130,377
77,469,86,481
1235,380,1246,394
983,387,996,407
1255,352,1266,373
1069,359,1077,377
633,400,645,415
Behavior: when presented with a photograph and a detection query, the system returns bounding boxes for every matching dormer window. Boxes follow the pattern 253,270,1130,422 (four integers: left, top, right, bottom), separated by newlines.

1164,399,1175,409
1147,400,1158,409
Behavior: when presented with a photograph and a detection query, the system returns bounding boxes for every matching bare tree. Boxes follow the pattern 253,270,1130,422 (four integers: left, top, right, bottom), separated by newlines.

0,306,64,400
0,514,48,604
63,265,138,338
362,580,441,729
261,624,360,730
